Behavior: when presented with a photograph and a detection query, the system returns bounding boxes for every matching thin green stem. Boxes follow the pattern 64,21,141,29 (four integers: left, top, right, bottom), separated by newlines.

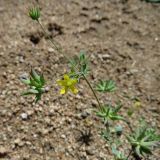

37,20,79,68
37,20,66,58
82,74,101,110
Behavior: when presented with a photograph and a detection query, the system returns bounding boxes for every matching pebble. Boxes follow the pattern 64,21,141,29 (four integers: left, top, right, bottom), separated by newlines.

0,146,9,156
61,134,66,139
14,138,24,147
20,113,28,120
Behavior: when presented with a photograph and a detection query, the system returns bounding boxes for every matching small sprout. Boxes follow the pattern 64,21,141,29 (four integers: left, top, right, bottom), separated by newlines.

127,121,160,158
96,80,116,93
96,103,124,124
28,7,40,21
69,51,89,80
57,74,78,94
112,145,127,160
20,69,46,103
101,129,112,143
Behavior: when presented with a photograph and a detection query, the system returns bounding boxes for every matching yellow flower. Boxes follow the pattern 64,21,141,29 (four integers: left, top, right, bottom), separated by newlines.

57,74,78,94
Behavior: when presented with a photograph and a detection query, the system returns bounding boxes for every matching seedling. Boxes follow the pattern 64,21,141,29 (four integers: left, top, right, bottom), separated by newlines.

20,69,46,103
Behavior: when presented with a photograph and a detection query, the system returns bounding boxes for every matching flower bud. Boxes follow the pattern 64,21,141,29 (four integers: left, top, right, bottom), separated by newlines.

28,7,40,21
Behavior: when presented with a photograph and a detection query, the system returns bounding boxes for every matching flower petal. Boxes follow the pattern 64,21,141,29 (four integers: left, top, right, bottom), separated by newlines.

64,74,69,80
57,80,63,86
60,87,66,94
70,86,78,94
71,79,77,85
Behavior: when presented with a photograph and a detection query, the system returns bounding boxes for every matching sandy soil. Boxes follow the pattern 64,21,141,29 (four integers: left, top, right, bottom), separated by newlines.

0,0,160,159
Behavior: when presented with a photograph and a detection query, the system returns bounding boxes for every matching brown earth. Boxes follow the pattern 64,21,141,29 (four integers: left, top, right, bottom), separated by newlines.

0,0,160,160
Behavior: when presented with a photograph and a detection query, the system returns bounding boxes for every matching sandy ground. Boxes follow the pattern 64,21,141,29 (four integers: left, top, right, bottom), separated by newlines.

0,0,160,159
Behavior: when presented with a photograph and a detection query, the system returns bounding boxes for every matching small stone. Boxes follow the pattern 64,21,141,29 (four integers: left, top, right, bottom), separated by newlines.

155,37,158,41
0,146,9,157
48,47,54,53
86,149,94,156
61,134,66,139
21,113,28,120
80,111,89,119
14,138,24,147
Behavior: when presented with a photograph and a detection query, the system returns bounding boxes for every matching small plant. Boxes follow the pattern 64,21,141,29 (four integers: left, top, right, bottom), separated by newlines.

127,121,160,158
69,51,90,80
112,145,127,160
28,7,40,21
19,7,160,160
96,80,116,92
96,103,124,125
20,68,46,103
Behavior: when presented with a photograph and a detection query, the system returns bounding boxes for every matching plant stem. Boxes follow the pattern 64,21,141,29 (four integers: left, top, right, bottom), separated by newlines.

37,20,61,52
82,74,101,110
37,20,101,110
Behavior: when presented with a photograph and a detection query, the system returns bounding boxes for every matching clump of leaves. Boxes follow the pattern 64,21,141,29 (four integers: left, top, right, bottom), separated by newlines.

20,69,46,103
69,51,89,80
127,121,160,158
112,145,127,160
96,103,124,124
96,80,116,92
28,7,40,21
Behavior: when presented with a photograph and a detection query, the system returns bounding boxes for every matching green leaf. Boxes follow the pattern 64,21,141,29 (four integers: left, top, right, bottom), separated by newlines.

141,141,158,147
20,78,31,85
30,77,41,88
127,120,160,157
68,51,89,79
96,80,116,92
22,89,39,96
40,74,45,86
20,69,46,103
135,145,141,156
109,115,124,121
35,93,41,103
141,145,152,155
30,69,41,83
79,51,85,62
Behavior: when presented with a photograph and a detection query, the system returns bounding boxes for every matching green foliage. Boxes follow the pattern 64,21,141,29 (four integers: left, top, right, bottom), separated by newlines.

28,7,40,21
96,80,116,92
127,121,160,157
20,69,46,103
112,145,127,160
96,103,124,124
69,51,89,80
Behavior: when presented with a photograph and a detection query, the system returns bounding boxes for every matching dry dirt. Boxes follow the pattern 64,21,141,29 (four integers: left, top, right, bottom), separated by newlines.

0,0,160,160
